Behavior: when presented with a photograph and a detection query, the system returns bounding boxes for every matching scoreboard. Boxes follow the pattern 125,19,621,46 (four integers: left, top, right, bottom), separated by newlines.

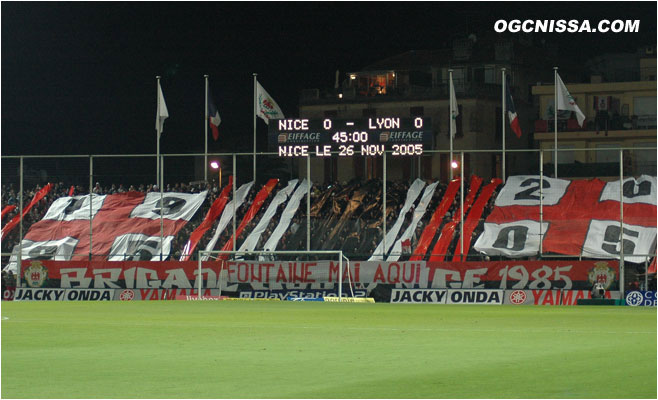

268,117,433,157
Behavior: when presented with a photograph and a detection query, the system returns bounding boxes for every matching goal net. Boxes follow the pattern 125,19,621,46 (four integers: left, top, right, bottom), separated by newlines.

196,250,356,301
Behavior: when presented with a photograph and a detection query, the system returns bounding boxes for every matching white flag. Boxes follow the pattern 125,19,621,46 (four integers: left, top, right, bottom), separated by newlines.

156,81,169,136
256,81,284,124
556,73,585,127
449,75,459,138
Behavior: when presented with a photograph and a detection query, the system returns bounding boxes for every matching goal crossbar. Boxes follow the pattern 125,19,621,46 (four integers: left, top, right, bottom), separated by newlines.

197,250,350,301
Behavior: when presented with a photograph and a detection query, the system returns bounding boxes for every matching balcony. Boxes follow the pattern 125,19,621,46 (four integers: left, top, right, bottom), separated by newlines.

299,81,502,106
534,114,657,134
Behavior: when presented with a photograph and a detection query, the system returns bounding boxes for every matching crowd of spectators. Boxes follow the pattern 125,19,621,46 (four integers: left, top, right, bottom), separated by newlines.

2,176,651,266
2,177,500,263
2,182,73,254
3,177,656,294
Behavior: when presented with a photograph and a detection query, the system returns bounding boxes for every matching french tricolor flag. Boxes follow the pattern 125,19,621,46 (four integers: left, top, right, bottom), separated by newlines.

506,78,522,138
208,93,221,141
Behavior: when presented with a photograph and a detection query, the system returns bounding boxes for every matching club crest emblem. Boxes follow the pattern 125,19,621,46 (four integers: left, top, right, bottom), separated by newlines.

23,261,48,288
587,261,616,290
259,94,280,119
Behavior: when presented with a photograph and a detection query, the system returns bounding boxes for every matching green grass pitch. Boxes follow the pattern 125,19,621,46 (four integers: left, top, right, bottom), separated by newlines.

2,301,656,399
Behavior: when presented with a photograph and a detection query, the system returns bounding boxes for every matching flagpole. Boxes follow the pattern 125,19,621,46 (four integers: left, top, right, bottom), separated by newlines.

160,156,164,261
460,151,464,261
619,149,625,298
449,69,454,180
17,157,23,287
501,68,506,183
204,75,209,182
253,73,258,183
156,76,161,188
553,67,558,178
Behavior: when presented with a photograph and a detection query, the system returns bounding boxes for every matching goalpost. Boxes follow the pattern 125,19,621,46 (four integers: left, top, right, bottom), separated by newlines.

196,250,355,301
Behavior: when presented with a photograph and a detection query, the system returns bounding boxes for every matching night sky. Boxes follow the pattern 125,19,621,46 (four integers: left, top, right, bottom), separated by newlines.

2,2,656,158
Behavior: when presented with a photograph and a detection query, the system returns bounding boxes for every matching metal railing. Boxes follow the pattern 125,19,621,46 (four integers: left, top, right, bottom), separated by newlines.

2,146,656,294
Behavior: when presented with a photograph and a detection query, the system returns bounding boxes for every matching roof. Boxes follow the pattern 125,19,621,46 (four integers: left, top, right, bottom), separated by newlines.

360,49,452,71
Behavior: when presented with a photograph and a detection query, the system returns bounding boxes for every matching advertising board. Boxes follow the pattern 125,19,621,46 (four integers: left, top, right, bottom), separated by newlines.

239,288,368,300
391,289,626,305
390,289,447,303
624,291,657,306
14,288,114,301
3,286,15,301
504,289,621,305
390,289,503,304
113,288,220,301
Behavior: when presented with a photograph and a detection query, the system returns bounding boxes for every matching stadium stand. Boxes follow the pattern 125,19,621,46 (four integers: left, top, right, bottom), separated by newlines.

2,177,497,262
2,173,655,298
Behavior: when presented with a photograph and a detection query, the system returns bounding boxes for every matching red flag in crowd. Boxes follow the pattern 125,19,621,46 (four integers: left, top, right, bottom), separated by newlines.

1,205,17,221
1,183,53,241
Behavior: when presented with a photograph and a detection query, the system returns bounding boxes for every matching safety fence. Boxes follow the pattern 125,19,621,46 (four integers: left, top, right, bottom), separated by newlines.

2,147,656,295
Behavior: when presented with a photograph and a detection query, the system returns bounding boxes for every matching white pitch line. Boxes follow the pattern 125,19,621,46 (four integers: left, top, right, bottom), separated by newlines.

302,325,655,335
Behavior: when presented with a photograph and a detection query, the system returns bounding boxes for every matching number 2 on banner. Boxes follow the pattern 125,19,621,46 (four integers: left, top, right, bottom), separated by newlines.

514,178,549,201
495,176,569,206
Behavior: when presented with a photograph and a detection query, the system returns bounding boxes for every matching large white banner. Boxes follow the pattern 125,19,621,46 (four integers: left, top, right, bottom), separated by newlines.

494,175,570,207
7,191,207,269
261,179,310,252
388,181,439,261
239,180,298,253
599,175,656,205
43,194,107,221
370,178,426,260
476,175,656,261
473,220,549,258
130,191,208,221
108,233,174,261
4,237,80,274
581,220,657,263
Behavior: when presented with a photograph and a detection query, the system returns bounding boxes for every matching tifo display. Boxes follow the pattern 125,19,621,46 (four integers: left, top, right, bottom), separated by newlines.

4,175,655,265
2,174,656,303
